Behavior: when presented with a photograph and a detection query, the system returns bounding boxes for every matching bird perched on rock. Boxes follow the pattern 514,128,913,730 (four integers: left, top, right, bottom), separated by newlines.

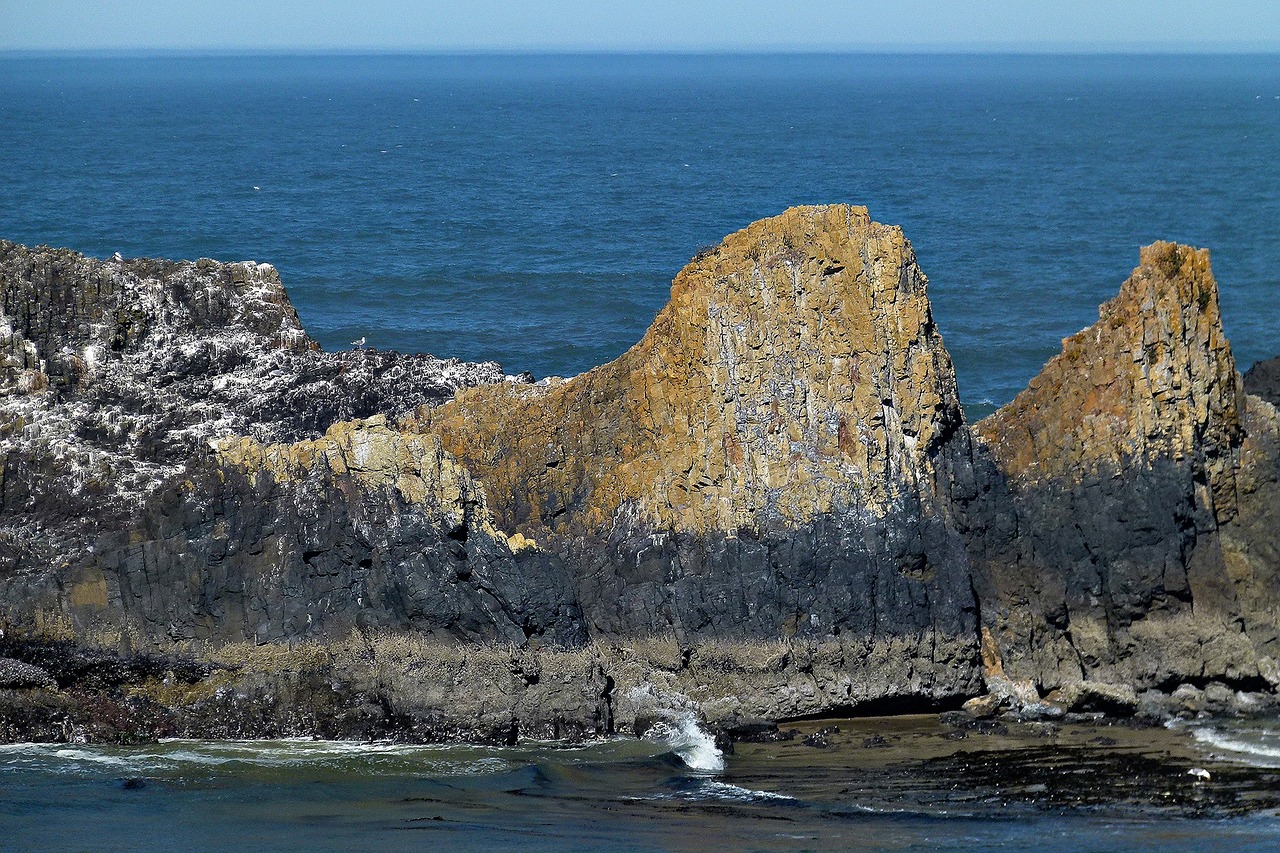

1187,767,1211,781
351,336,366,349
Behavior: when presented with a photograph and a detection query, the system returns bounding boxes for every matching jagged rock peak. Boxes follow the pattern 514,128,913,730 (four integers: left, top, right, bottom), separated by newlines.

0,240,514,446
977,242,1243,497
416,204,966,537
0,240,312,396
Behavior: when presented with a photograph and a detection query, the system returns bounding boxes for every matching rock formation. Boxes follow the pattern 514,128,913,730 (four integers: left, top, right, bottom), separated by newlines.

412,206,981,699
1,209,1277,742
971,242,1274,692
1244,356,1280,407
0,243,536,651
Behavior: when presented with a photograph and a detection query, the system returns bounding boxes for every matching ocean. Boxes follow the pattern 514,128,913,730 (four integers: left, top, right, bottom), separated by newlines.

1,53,1277,411
5,715,1280,852
2,52,1280,849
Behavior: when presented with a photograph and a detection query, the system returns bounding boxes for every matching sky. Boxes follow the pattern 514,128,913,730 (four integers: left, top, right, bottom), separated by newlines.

4,0,1279,53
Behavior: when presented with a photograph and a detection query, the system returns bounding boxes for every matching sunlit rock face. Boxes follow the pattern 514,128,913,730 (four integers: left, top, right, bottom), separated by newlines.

415,204,985,700
2,209,1278,727
972,242,1280,693
422,205,965,540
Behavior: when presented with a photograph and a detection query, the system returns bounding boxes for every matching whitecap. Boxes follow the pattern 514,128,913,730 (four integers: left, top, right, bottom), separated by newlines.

1190,726,1280,767
51,748,135,767
642,714,724,772
698,781,795,802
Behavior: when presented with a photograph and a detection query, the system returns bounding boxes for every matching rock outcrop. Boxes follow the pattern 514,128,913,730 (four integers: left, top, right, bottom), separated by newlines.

0,241,538,644
972,242,1278,693
412,206,981,702
1244,356,1280,407
1,209,1278,742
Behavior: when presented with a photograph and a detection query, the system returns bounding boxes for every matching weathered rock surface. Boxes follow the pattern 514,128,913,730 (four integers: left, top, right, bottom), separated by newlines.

1,208,1278,743
0,240,537,644
0,241,512,573
0,656,56,690
973,242,1279,693
1044,682,1139,717
1244,356,1280,407
412,205,982,701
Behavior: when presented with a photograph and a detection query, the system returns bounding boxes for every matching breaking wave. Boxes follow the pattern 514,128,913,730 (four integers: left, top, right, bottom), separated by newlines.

641,714,725,772
1189,722,1280,768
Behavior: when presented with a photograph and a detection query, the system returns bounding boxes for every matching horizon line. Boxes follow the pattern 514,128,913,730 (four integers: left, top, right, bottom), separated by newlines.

4,44,1280,59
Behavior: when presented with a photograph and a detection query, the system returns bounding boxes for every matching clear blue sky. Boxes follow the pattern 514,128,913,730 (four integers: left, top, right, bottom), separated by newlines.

5,1,1279,52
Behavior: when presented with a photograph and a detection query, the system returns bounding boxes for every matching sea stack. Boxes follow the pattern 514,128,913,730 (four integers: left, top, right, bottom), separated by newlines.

971,242,1280,696
1,207,1278,741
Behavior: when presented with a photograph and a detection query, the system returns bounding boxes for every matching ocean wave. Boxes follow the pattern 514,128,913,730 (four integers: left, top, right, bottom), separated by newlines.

641,714,725,772
0,739,530,778
1190,726,1280,768
0,736,673,782
698,781,796,802
622,780,794,804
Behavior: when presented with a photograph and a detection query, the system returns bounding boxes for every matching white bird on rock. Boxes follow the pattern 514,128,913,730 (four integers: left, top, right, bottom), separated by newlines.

1187,767,1211,781
351,336,366,349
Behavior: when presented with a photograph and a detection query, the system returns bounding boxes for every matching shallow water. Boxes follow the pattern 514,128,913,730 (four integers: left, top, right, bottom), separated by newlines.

1186,717,1280,769
5,716,1280,851
2,53,1278,409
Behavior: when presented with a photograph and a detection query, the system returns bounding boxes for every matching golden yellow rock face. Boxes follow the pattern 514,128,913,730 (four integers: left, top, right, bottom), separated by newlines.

214,414,501,539
976,242,1243,509
413,205,963,538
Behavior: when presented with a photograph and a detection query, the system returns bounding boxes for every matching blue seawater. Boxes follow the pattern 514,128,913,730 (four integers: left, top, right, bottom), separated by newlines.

4,724,1280,852
2,53,1277,412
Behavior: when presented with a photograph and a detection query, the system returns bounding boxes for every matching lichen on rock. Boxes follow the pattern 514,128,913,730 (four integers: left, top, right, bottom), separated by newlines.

2,208,1279,741
977,241,1242,510
418,205,964,540
971,242,1278,694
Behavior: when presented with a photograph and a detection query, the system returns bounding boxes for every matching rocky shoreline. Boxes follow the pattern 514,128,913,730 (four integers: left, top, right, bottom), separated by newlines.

2,626,1278,748
3,205,1279,745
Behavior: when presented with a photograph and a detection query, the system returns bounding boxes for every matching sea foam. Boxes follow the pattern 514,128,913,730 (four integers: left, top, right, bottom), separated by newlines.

1190,725,1280,768
642,714,725,773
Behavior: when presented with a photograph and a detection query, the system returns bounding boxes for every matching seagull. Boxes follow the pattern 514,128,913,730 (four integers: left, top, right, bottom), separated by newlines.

1187,767,1211,781
351,336,366,349
253,186,261,191
112,252,123,262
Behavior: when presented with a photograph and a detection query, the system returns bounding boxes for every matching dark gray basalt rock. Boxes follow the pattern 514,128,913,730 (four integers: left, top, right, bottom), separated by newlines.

0,657,56,690
1244,356,1280,407
1,209,1278,743
0,240,534,642
82,429,586,646
972,243,1279,696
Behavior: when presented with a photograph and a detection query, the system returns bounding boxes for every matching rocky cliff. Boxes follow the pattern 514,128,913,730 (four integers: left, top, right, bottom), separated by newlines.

970,241,1280,696
1,210,1277,742
0,241,540,643
412,206,981,700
